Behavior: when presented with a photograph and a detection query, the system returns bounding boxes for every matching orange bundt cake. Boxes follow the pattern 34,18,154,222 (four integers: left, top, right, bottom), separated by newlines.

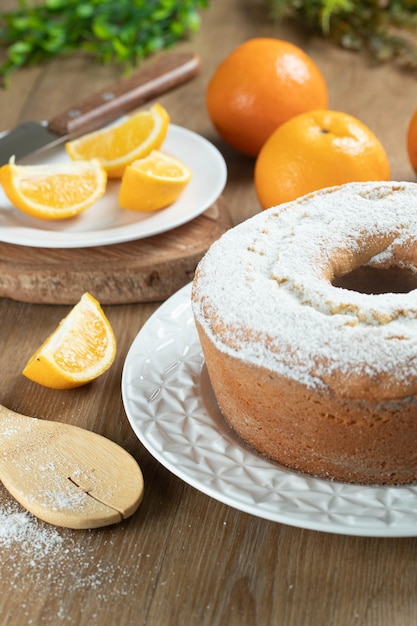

192,182,417,485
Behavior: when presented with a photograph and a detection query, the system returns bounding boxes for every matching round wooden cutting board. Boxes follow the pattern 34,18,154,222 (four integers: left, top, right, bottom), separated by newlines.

0,198,232,304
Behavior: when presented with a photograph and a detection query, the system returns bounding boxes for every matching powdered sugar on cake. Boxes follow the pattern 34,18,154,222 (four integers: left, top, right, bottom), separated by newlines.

192,182,417,400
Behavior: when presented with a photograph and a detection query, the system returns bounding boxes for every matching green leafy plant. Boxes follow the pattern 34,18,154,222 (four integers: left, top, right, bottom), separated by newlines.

0,0,208,85
268,0,417,67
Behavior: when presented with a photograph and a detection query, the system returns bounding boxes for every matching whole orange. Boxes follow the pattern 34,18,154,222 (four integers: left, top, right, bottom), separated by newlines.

407,108,417,174
254,110,390,209
206,38,328,157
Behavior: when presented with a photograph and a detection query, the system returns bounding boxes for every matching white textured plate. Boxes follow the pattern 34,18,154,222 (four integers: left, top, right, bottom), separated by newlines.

0,125,227,248
122,283,417,537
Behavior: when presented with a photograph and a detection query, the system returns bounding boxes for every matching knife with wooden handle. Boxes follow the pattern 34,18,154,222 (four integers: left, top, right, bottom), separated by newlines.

0,51,200,166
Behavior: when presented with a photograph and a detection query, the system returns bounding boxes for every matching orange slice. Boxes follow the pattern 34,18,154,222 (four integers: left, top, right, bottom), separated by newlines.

118,150,192,212
65,103,170,178
22,293,116,389
0,157,107,221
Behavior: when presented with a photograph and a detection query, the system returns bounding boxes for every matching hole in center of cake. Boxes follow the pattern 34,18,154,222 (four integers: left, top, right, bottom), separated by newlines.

332,266,417,295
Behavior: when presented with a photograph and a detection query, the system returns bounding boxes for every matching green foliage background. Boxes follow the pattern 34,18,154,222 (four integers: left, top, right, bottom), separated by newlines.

0,0,208,85
269,0,417,67
1,0,416,86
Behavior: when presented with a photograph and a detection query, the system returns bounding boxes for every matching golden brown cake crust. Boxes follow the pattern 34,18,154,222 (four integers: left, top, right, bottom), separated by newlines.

197,322,417,485
192,182,417,485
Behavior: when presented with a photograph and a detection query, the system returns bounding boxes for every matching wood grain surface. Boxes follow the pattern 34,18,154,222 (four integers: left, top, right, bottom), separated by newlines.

0,199,231,304
1,1,417,626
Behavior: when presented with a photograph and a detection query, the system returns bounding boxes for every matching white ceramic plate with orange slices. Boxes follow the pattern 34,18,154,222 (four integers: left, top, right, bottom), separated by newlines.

0,124,227,249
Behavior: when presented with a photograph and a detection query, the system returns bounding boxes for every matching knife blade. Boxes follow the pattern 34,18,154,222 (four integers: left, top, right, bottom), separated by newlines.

0,51,200,166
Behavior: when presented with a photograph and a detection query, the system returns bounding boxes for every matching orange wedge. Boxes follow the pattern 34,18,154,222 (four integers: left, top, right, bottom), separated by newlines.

0,157,107,221
118,150,192,212
65,103,170,178
22,293,116,389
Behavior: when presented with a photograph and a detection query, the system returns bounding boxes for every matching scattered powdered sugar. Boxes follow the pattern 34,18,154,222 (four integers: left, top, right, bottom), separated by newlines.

0,500,64,560
192,181,417,397
39,461,56,472
0,497,114,582
40,487,89,511
0,491,144,623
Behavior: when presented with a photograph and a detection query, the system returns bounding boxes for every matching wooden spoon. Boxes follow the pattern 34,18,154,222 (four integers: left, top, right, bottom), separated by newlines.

0,404,144,529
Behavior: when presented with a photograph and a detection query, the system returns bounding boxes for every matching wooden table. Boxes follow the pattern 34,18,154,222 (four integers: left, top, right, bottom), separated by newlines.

1,2,417,625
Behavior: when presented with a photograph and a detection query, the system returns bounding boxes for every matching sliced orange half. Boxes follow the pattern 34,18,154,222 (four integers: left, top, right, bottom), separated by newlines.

22,293,116,389
65,103,170,178
118,150,192,212
0,157,107,221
